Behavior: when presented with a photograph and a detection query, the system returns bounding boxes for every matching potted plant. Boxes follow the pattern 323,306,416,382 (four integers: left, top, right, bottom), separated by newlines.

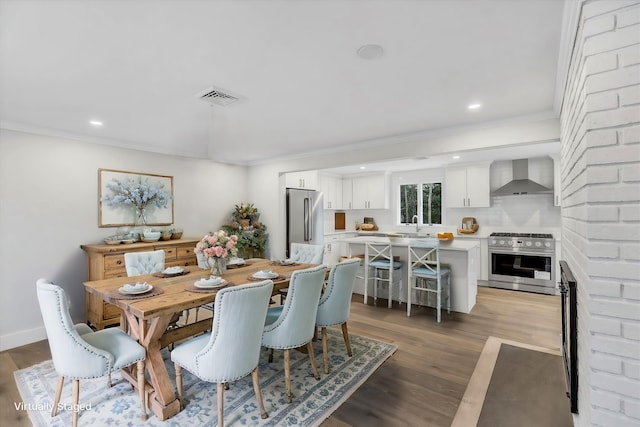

222,203,268,258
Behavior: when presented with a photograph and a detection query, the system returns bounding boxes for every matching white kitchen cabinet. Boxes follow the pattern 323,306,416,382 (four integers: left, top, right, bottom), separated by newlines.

351,174,388,209
319,174,342,210
551,155,561,206
445,164,491,208
342,178,354,209
284,170,318,190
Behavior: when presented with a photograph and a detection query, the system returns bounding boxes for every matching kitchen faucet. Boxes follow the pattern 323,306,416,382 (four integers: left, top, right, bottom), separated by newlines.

412,215,419,233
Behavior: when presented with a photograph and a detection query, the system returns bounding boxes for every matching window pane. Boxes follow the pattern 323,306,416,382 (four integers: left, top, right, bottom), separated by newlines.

399,184,418,223
422,183,442,224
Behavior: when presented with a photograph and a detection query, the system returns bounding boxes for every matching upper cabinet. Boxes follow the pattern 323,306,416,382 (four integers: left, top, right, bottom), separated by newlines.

319,174,343,210
551,155,561,206
342,178,353,209
350,174,389,209
284,170,318,190
445,163,491,208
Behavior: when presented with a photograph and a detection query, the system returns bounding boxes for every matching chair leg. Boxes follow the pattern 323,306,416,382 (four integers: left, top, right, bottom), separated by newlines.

52,376,64,416
307,341,321,381
341,322,353,357
72,379,80,427
137,360,147,420
251,367,269,419
388,268,393,309
284,349,292,403
194,307,199,322
321,327,329,374
407,276,412,317
436,278,442,323
175,363,183,406
217,382,225,427
268,348,274,363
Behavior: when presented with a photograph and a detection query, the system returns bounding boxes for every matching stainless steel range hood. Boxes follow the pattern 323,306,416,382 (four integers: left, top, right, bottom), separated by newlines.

492,159,552,196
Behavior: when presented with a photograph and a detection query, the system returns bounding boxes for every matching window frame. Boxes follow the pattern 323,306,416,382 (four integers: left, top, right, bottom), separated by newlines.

397,179,443,226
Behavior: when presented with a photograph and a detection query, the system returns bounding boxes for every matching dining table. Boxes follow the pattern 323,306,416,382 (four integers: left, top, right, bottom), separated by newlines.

83,258,314,421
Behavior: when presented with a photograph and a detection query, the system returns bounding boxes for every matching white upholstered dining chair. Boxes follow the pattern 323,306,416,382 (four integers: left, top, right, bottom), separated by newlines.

124,249,165,276
288,242,325,264
36,279,147,427
171,280,274,427
262,264,327,403
315,257,360,374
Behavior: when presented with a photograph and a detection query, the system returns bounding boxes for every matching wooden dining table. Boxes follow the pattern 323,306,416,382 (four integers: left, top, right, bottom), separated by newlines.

83,258,314,421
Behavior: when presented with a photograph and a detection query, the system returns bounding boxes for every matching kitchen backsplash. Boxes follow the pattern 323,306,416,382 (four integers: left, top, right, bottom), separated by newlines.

324,194,560,232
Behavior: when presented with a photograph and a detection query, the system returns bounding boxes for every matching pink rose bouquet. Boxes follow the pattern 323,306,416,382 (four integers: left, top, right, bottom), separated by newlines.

194,230,238,260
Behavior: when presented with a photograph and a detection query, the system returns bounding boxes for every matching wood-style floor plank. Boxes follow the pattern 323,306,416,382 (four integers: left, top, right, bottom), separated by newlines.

1,287,562,427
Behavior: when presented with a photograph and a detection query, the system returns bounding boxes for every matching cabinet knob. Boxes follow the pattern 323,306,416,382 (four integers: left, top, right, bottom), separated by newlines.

117,260,122,265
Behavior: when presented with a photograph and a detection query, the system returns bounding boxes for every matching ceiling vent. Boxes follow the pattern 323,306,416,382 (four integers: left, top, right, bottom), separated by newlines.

195,86,240,106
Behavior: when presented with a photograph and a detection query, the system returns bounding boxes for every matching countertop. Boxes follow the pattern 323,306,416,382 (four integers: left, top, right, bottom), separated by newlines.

341,235,480,252
325,226,561,241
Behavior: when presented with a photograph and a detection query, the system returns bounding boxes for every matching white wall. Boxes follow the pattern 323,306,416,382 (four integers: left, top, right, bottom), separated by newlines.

560,1,640,425
0,130,247,350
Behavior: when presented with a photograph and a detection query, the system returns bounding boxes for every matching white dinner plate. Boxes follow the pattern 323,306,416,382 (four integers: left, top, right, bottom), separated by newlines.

162,267,184,275
252,270,278,279
228,257,245,266
118,284,153,295
194,279,227,289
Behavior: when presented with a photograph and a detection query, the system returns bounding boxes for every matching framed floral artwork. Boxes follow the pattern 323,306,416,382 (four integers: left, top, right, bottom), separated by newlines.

98,168,174,227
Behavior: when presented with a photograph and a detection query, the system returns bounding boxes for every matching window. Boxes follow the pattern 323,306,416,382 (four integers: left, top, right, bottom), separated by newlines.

399,182,442,225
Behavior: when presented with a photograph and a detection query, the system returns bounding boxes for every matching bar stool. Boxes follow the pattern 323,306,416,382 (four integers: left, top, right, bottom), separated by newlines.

364,241,403,308
407,239,450,322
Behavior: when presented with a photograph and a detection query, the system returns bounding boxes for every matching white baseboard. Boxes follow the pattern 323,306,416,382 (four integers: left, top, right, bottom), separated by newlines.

0,326,47,352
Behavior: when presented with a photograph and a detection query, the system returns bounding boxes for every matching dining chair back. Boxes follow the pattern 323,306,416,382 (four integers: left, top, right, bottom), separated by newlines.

262,264,328,402
288,242,325,264
364,241,404,308
316,257,360,373
124,249,165,276
170,280,274,427
36,279,147,427
407,239,451,322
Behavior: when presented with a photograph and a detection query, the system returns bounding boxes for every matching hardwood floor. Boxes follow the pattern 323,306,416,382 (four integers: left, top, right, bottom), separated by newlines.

1,287,562,427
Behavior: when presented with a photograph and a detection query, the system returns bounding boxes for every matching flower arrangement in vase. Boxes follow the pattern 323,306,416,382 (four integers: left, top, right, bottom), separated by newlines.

222,203,268,259
194,230,238,276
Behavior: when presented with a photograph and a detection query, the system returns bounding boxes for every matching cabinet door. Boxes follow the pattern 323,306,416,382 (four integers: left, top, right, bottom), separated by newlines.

352,177,369,209
445,168,468,208
285,171,318,189
466,165,490,207
342,178,353,209
320,175,342,209
366,174,388,209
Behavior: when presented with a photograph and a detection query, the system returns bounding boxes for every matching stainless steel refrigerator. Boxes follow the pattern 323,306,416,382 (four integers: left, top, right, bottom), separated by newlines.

286,188,324,258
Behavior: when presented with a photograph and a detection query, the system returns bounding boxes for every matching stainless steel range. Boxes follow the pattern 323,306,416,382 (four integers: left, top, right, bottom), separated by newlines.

488,232,556,295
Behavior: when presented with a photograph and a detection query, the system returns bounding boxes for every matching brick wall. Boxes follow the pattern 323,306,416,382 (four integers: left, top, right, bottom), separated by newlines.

560,1,640,426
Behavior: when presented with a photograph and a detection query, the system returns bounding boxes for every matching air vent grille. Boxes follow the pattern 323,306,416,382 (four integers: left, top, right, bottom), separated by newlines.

195,86,240,106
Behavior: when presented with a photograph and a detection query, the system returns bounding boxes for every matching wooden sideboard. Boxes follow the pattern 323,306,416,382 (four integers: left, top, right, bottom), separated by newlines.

81,238,200,329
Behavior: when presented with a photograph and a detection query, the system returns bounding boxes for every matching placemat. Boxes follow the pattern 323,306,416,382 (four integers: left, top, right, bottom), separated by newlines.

153,270,189,278
184,282,234,293
108,286,164,300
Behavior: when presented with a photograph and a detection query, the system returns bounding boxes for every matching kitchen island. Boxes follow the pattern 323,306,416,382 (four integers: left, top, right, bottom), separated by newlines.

342,236,480,314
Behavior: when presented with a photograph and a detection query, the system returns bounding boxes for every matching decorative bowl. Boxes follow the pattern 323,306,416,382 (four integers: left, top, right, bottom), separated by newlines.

143,231,161,240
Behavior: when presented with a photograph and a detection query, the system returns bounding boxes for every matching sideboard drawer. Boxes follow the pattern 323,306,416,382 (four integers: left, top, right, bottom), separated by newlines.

177,247,194,259
160,247,177,260
103,301,121,319
104,254,125,270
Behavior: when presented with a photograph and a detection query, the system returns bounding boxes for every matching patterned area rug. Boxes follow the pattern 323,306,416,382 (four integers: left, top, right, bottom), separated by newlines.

14,330,396,426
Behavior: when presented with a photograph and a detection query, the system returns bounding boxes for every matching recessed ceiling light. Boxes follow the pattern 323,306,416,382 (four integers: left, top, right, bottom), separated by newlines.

357,44,383,60
359,166,367,170
89,120,103,126
468,103,482,110
453,155,460,159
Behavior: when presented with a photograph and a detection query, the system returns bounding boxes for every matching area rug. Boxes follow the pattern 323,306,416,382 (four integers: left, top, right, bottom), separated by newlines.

451,336,573,427
14,329,397,426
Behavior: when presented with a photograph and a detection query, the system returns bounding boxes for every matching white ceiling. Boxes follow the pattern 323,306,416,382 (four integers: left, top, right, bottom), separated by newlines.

0,0,566,166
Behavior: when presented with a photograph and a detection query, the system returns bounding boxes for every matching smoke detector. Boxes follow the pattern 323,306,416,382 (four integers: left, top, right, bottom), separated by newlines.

195,86,240,106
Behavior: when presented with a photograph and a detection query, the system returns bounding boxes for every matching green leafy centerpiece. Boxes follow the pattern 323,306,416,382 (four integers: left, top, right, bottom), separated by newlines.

222,203,268,258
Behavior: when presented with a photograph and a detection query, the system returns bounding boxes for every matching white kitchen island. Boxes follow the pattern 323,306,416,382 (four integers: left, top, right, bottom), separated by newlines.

342,236,480,314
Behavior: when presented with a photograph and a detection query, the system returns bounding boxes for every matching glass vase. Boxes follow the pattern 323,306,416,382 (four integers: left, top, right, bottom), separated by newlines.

208,257,227,276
